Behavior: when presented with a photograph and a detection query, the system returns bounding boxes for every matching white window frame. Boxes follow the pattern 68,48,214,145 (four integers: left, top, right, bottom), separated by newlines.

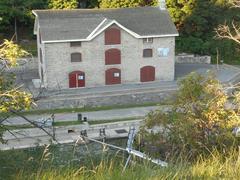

143,38,153,43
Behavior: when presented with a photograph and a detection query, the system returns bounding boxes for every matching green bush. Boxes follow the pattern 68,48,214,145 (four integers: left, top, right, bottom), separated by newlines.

140,72,240,159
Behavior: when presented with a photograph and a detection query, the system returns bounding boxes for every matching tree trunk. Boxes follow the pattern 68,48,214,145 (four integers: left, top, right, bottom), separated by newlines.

14,17,18,42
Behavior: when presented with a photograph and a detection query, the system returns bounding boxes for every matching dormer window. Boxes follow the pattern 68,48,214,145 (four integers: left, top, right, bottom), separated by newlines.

70,41,82,47
143,38,153,43
105,27,121,45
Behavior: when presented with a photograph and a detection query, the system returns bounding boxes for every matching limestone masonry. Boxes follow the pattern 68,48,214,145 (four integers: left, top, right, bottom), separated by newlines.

33,5,178,90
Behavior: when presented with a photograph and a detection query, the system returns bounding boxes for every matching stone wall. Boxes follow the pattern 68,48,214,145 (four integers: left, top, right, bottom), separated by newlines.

176,54,211,64
43,26,175,90
34,89,176,110
6,57,38,72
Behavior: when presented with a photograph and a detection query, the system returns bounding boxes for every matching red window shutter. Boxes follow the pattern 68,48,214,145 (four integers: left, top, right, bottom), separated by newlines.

105,49,121,65
105,27,121,45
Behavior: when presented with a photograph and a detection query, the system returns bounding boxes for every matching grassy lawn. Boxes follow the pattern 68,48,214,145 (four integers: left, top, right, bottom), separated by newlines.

2,120,82,132
88,116,143,125
15,149,240,180
53,120,82,126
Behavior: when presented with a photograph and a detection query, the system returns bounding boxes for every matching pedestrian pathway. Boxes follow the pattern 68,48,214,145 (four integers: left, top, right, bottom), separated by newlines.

1,120,142,150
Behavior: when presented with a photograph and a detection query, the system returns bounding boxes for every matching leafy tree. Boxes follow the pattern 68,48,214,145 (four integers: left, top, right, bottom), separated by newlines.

0,0,27,41
99,0,158,8
140,72,240,159
0,40,32,112
0,39,32,142
48,0,78,9
0,0,48,41
166,0,196,29
215,0,240,45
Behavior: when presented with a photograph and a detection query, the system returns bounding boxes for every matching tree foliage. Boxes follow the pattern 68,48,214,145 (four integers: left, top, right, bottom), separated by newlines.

99,0,157,8
48,0,78,9
0,40,32,113
0,0,48,40
215,0,240,45
140,72,240,159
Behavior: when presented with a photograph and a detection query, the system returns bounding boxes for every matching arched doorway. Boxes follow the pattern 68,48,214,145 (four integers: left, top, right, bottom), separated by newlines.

69,71,85,88
105,68,121,85
140,66,155,82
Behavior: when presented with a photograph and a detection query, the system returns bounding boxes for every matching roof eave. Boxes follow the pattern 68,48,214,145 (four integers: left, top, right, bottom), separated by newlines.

42,33,179,44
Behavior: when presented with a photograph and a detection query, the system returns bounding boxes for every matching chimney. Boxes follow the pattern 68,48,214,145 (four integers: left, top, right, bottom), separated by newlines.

158,0,166,10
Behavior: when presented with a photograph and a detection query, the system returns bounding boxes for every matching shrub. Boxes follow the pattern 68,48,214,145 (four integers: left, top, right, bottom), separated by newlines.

140,72,240,159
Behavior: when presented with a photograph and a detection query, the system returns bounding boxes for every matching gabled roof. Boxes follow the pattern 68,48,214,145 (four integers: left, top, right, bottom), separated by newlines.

33,7,178,43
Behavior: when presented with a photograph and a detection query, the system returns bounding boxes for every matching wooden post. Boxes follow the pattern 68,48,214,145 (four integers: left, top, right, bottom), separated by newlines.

216,48,219,70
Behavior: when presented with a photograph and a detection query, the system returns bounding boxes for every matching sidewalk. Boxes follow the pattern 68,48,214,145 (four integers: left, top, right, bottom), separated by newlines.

3,105,170,126
1,120,142,150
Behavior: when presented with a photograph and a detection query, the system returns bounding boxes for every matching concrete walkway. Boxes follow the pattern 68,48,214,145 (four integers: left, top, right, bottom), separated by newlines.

1,120,142,150
3,106,169,126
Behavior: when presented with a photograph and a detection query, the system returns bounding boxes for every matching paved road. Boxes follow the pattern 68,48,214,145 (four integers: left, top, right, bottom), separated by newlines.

14,64,240,98
175,64,240,82
3,106,168,126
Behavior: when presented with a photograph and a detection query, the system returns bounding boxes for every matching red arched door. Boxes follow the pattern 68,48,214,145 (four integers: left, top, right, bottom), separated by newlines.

105,68,121,85
69,71,85,88
140,66,155,82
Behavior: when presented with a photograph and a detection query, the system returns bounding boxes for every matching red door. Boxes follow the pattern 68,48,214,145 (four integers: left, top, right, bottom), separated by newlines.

140,66,155,82
105,68,121,85
69,71,85,88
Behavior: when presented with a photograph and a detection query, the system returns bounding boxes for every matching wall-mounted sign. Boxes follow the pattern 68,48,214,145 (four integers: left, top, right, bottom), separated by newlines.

157,48,169,57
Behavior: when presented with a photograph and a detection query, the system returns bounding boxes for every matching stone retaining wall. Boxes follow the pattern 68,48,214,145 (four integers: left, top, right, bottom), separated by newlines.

176,54,211,64
34,90,176,110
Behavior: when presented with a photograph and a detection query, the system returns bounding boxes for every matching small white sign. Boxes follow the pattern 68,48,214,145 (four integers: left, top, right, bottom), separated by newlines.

78,75,84,80
113,72,120,77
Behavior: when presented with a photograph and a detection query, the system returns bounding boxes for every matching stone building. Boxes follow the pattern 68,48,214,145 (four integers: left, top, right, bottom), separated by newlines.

33,4,178,90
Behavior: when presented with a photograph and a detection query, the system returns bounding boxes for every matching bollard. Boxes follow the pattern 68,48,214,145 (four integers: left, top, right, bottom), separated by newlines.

99,128,106,137
78,114,82,121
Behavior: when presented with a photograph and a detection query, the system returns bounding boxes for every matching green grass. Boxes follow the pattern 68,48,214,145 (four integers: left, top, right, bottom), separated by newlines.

53,120,82,126
88,117,143,125
2,120,82,132
16,149,240,180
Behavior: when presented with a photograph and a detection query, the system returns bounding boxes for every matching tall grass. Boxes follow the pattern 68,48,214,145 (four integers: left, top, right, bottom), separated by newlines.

17,148,240,180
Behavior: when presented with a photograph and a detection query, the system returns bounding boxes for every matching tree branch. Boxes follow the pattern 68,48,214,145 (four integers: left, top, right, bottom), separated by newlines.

10,110,58,143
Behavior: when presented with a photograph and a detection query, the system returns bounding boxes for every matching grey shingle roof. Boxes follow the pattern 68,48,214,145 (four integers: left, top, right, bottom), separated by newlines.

33,7,178,42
